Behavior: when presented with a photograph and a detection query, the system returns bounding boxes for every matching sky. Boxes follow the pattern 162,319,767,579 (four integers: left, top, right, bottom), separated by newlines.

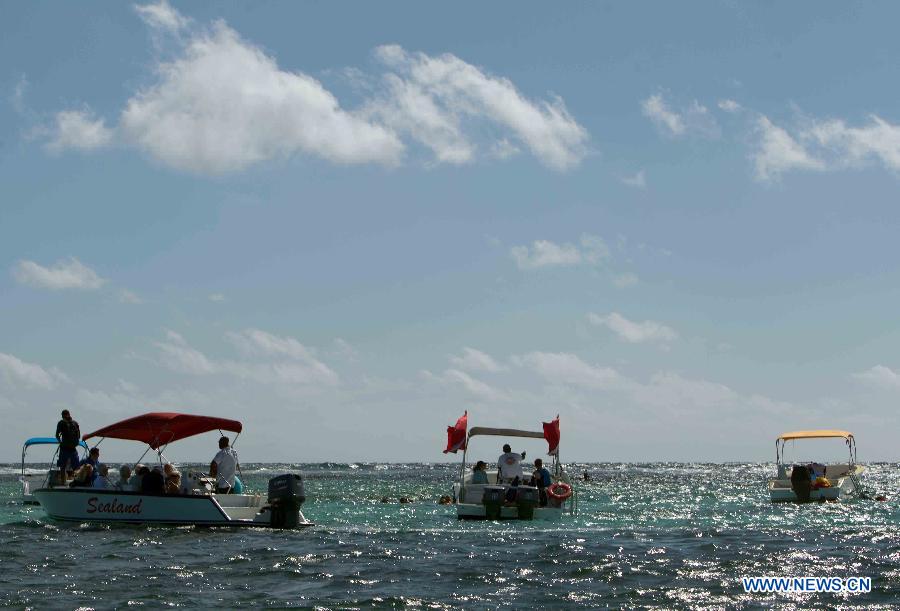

2,2,900,463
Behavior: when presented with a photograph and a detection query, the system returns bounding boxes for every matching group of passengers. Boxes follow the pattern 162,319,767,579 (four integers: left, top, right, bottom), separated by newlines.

470,443,554,506
55,411,242,495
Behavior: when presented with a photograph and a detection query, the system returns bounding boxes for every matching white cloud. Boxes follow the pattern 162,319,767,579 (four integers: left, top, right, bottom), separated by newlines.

119,289,142,304
11,74,27,114
0,352,65,389
631,372,738,411
621,170,646,189
642,94,684,136
227,328,317,361
450,347,504,373
155,330,216,375
370,44,588,170
156,329,339,387
120,22,403,174
423,368,506,401
612,272,639,288
44,110,114,153
641,94,719,139
13,257,106,290
511,234,609,270
717,99,742,113
806,115,900,172
514,351,624,390
208,293,226,302
588,312,677,344
853,365,900,389
753,116,825,181
134,0,189,32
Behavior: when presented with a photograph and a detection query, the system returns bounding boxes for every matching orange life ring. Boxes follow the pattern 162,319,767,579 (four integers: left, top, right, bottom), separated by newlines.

547,482,572,501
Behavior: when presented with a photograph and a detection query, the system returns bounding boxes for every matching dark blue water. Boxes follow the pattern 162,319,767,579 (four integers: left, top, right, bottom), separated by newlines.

2,462,899,607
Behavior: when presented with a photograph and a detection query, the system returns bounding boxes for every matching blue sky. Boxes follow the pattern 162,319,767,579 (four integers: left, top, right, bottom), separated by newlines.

2,2,900,463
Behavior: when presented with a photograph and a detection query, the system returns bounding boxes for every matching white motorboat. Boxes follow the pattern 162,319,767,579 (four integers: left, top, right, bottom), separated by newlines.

768,430,865,503
447,415,577,520
33,412,312,528
20,437,89,505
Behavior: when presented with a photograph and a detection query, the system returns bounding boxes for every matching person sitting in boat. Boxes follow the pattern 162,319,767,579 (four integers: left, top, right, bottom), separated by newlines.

79,447,104,484
471,461,489,484
809,463,827,479
93,464,111,489
497,444,526,483
531,458,552,507
504,476,521,504
128,464,146,490
141,466,165,494
210,436,240,494
117,465,133,491
55,409,82,484
69,464,93,488
164,464,182,494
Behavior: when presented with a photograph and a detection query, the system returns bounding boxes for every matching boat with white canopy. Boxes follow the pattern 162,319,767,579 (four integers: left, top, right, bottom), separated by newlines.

768,430,864,503
445,413,576,520
20,437,89,505
33,412,312,528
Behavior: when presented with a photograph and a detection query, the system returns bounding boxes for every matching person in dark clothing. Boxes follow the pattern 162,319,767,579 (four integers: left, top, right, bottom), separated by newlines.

55,410,81,484
141,466,165,494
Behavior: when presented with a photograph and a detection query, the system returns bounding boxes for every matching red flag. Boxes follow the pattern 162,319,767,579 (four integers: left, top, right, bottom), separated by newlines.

543,415,560,456
443,411,468,454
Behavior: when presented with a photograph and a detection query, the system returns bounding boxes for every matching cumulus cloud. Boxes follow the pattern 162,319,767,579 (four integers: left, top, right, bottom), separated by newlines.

13,257,106,290
156,328,339,386
753,116,824,181
588,312,677,344
119,289,143,304
369,44,588,170
43,3,587,175
853,365,900,389
806,115,900,173
513,351,624,390
44,110,114,153
511,234,609,270
0,352,66,389
612,272,639,288
450,347,504,373
155,330,216,375
642,93,719,139
422,368,506,401
620,169,646,189
718,99,742,113
134,0,189,32
120,21,403,174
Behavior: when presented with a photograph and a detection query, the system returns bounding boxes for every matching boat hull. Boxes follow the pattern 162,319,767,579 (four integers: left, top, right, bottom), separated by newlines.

768,467,864,503
455,502,564,520
33,488,312,528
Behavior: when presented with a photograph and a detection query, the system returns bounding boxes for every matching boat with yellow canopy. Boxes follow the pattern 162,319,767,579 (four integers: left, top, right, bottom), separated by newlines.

768,430,864,503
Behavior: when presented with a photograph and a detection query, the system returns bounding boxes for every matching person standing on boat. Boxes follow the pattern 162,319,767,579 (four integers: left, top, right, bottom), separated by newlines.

210,436,239,494
531,458,552,507
497,444,525,483
55,409,81,484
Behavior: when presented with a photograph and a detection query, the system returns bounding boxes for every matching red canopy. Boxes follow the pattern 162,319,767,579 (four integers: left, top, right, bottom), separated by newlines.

83,412,243,449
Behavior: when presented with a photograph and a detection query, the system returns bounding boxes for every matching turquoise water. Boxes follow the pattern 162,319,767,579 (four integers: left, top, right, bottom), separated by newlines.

2,462,899,607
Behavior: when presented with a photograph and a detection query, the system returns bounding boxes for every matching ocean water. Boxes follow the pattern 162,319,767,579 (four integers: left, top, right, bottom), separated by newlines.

1,462,899,608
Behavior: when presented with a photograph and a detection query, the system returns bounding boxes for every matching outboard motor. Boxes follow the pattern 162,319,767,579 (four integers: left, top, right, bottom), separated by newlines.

268,474,305,528
481,485,505,520
790,465,812,503
515,485,539,520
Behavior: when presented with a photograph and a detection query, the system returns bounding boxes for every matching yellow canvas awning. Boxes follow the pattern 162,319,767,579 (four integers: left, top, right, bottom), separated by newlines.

777,430,853,442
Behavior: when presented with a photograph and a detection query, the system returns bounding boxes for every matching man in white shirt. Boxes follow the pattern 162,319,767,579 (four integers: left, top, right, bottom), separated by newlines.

497,443,526,483
210,436,239,494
